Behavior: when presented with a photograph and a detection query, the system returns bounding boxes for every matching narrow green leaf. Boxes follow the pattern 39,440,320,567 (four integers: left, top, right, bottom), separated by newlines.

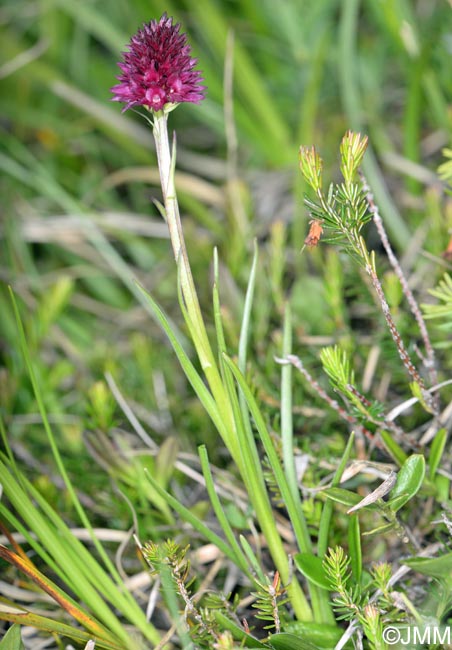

0,455,158,644
211,248,263,476
380,430,408,466
0,625,25,650
223,355,312,553
157,563,192,650
386,494,412,512
284,621,343,647
221,356,313,621
0,498,130,644
434,473,450,502
323,488,362,508
281,302,299,512
198,445,252,579
388,454,425,512
135,283,229,442
429,428,447,480
294,554,330,590
238,239,258,374
212,248,228,368
213,611,268,648
410,381,433,414
144,470,238,562
362,523,395,537
0,610,122,650
154,437,178,489
402,552,452,579
348,515,362,583
239,535,266,583
318,433,354,557
237,240,260,447
270,633,317,650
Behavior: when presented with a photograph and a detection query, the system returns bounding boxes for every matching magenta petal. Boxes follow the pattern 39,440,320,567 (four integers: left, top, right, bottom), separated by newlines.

145,86,167,110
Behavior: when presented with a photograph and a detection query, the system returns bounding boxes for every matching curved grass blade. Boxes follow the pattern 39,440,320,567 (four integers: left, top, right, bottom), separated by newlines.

0,608,123,650
0,546,119,647
135,282,230,443
143,470,240,563
198,444,253,579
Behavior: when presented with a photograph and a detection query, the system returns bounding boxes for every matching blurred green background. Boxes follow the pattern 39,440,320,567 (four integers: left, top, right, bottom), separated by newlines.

1,0,452,503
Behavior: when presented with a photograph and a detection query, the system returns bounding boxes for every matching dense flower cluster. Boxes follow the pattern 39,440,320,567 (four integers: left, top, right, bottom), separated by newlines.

111,13,205,113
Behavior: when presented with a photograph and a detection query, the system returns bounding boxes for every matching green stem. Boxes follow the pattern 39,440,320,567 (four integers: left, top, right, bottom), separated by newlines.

152,112,208,362
281,302,299,503
152,110,312,620
152,111,239,459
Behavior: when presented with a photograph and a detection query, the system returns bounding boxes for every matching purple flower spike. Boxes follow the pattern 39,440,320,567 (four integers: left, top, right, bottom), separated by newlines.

111,13,205,113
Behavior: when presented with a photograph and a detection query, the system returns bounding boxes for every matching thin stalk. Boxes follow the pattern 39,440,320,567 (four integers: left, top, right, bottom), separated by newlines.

317,433,355,558
345,383,409,443
283,354,377,446
365,265,436,414
361,174,438,404
152,111,239,453
281,303,298,503
152,112,209,364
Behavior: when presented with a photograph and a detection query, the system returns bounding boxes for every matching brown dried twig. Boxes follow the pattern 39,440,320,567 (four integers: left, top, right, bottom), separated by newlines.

361,173,439,412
